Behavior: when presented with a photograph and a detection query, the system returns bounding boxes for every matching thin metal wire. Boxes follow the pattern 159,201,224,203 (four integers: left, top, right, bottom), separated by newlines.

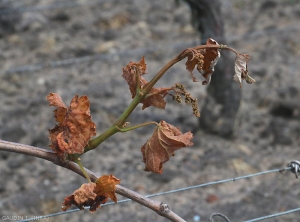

3,41,193,74
4,24,300,74
245,207,300,222
17,166,292,222
208,207,300,222
209,213,232,222
144,167,290,198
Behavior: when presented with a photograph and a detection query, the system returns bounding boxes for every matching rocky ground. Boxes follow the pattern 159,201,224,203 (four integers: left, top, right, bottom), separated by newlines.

0,0,300,221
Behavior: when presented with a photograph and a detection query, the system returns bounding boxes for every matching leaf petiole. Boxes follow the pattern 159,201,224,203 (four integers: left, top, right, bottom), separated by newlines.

116,121,159,132
74,157,91,183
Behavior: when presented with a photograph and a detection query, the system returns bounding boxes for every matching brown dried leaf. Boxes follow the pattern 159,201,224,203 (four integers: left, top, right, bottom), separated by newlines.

185,38,220,85
122,56,148,97
185,53,203,82
141,120,193,174
62,174,121,213
198,38,221,85
94,174,121,203
141,85,169,110
233,53,256,88
47,93,96,159
47,93,67,124
122,57,170,110
62,183,107,212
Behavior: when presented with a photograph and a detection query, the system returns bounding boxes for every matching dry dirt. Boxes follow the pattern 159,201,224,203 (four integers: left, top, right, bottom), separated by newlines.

0,0,300,221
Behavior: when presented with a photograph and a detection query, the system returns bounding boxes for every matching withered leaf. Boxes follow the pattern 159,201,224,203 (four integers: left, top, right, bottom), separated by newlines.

141,120,193,174
122,56,170,110
47,93,67,124
94,174,121,203
141,85,169,110
62,174,121,212
185,53,203,82
199,38,221,85
185,38,220,85
62,183,106,212
47,93,96,159
122,56,148,97
233,53,256,88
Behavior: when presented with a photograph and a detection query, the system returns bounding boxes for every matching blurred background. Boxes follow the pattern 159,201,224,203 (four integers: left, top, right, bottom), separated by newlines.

0,0,300,221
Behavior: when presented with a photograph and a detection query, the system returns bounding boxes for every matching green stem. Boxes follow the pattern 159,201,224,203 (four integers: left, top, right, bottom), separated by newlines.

74,158,91,183
85,125,117,152
141,56,179,94
85,93,143,152
117,121,158,132
112,91,145,128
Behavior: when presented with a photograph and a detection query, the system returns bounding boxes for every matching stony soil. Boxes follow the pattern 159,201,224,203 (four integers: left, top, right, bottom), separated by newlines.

0,0,300,221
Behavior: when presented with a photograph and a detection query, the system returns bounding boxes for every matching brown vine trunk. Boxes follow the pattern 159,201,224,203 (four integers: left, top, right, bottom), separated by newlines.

184,0,241,138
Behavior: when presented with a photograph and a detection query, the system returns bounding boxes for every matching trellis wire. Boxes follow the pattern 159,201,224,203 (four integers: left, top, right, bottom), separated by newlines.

244,207,300,222
209,207,300,222
3,23,300,74
3,44,178,74
17,166,300,222
3,42,194,74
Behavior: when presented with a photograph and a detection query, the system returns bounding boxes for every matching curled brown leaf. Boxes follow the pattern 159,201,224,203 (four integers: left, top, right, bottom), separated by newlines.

141,120,193,174
62,183,106,212
185,38,220,85
122,56,170,110
47,93,96,160
233,53,256,88
122,56,148,97
94,174,121,203
199,38,221,85
62,174,121,212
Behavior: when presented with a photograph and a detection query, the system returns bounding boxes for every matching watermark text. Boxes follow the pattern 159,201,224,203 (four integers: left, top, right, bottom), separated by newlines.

2,216,49,221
